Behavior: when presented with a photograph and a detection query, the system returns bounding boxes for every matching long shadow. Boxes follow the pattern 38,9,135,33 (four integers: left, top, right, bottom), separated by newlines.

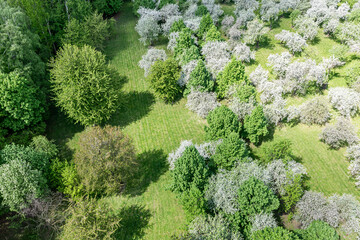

114,204,152,240
108,91,155,127
126,149,168,196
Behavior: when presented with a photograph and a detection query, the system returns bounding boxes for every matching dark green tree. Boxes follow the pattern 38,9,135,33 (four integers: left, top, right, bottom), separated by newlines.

198,14,213,38
195,5,209,17
238,177,279,216
147,58,182,103
185,60,214,95
216,58,248,99
244,106,269,145
205,106,241,140
170,19,187,33
251,227,299,240
50,44,122,125
213,132,249,170
92,0,123,17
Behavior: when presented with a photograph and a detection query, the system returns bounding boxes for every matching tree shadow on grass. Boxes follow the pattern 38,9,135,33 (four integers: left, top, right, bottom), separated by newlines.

114,204,152,240
126,149,168,196
108,91,155,127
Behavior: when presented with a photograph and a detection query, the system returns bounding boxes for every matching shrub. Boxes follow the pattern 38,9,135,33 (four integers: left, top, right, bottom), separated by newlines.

243,19,270,47
251,227,299,240
185,60,214,95
133,0,156,16
201,41,231,76
251,213,277,233
238,177,280,216
74,125,137,195
198,13,213,38
50,44,122,126
30,136,58,161
244,106,269,145
299,97,331,125
60,197,120,240
205,106,241,140
0,159,47,212
216,58,248,99
213,132,249,170
204,25,223,42
282,174,304,213
0,71,45,131
147,58,182,103
170,145,209,193
345,65,360,89
195,5,209,17
233,43,256,63
260,139,293,164
229,82,257,103
294,16,319,41
186,90,220,119
319,117,359,149
170,19,186,33
296,221,339,240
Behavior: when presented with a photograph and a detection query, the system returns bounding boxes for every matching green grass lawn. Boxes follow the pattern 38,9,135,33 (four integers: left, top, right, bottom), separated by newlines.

45,3,360,239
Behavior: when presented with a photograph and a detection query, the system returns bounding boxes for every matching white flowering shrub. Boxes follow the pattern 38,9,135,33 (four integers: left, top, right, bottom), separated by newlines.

233,43,256,63
251,213,277,233
178,60,198,87
323,18,340,34
328,87,360,117
167,140,194,170
287,105,300,123
299,97,331,125
137,7,163,21
139,48,167,76
243,19,270,46
267,52,292,77
184,17,202,31
294,16,319,41
233,9,255,27
202,41,231,76
195,140,222,159
186,90,220,119
234,0,259,11
275,30,308,53
260,0,281,25
135,15,161,45
263,97,288,125
221,15,234,31
167,31,179,51
320,117,359,149
160,4,180,21
259,81,283,104
202,0,224,23
249,65,269,87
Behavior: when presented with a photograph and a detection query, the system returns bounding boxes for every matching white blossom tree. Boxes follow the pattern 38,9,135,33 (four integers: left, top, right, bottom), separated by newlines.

328,87,360,117
186,90,220,118
139,48,167,76
267,52,292,77
135,15,161,45
299,97,331,125
294,16,319,41
202,41,231,76
243,19,270,47
232,43,256,63
275,30,308,54
263,97,288,125
251,213,277,233
249,65,269,87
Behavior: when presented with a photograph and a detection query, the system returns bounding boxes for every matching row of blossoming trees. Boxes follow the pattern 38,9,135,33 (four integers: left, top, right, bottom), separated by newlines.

135,0,360,238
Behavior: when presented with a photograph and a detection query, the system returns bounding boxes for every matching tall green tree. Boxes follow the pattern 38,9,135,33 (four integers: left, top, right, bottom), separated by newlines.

92,0,122,17
198,14,213,38
50,44,122,125
185,60,214,95
244,106,269,145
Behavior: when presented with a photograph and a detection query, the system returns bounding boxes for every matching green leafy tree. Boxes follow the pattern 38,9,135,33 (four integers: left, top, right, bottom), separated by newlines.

213,132,249,170
30,136,58,160
60,197,121,240
174,28,196,61
60,161,84,199
244,106,269,145
205,106,241,140
66,0,93,21
216,58,248,99
170,145,209,193
74,125,137,195
185,60,214,95
170,19,187,33
238,177,279,216
50,44,122,125
296,221,339,240
158,0,176,8
0,71,46,131
232,83,257,103
147,58,182,103
251,227,299,240
260,139,293,164
282,174,304,213
198,14,213,38
62,11,115,51
180,184,207,220
205,25,223,42
178,45,202,65
0,159,47,212
195,5,209,17
92,0,123,17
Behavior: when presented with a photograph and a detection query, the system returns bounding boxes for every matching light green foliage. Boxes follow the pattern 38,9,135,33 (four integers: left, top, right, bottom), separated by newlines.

0,159,47,212
0,143,50,174
251,227,299,240
349,9,360,23
216,58,248,99
74,126,137,196
92,0,123,17
260,139,293,164
290,10,301,26
0,1,45,83
205,25,223,42
174,28,196,62
50,44,122,126
198,14,213,38
282,174,304,213
0,72,45,131
62,11,115,51
329,45,349,61
244,106,269,145
296,221,339,240
170,19,186,33
238,177,280,216
185,60,214,95
66,0,93,21
205,106,241,140
345,64,360,88
170,146,209,194
178,45,202,65
232,82,257,103
60,197,121,240
147,58,182,103
195,5,209,17
213,132,249,170
180,184,207,220
30,136,58,160
60,162,84,200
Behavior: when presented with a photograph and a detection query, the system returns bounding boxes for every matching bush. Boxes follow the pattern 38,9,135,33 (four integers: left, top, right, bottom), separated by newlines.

170,19,187,33
74,125,137,195
92,0,122,17
147,58,182,103
244,106,269,145
30,136,58,161
260,139,293,164
205,106,241,140
216,58,248,99
204,25,223,42
62,11,115,51
50,44,122,126
251,227,299,240
185,60,214,95
170,145,209,193
319,117,359,149
0,159,47,212
296,221,339,240
345,65,360,89
186,90,220,119
198,14,213,38
229,82,257,103
60,197,120,240
299,98,331,125
213,132,249,170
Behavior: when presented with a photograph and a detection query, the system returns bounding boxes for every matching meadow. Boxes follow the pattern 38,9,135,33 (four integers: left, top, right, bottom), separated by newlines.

46,2,360,239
